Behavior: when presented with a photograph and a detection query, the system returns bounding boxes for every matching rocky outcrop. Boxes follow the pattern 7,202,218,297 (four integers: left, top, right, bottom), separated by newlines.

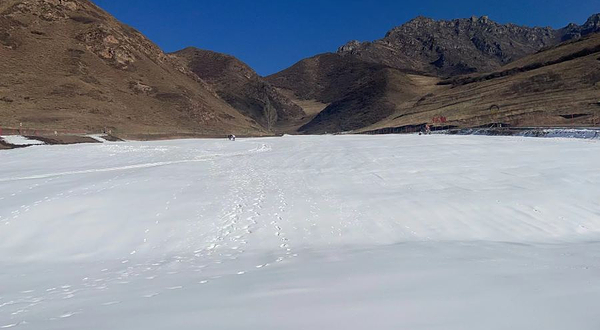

559,14,600,41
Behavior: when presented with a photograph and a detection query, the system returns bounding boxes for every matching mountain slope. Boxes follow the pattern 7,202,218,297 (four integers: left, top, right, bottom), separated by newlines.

361,32,600,132
337,15,600,76
268,14,600,134
266,52,441,134
267,54,388,132
0,0,263,136
172,47,305,131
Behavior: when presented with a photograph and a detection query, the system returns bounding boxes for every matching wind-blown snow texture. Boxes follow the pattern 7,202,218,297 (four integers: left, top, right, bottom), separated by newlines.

1,135,599,329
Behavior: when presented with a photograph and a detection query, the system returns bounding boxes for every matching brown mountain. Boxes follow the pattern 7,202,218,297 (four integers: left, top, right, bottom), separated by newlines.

361,31,600,132
266,53,437,133
0,0,263,137
337,15,600,76
171,47,305,131
268,14,600,134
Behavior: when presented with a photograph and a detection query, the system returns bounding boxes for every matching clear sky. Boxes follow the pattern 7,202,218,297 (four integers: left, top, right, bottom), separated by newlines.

92,0,598,76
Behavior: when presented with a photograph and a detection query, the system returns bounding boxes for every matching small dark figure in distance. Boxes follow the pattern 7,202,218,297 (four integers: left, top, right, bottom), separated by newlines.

228,134,236,141
425,124,431,135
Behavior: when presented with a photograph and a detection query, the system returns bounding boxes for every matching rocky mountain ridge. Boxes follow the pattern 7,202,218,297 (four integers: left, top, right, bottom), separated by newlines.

337,14,600,76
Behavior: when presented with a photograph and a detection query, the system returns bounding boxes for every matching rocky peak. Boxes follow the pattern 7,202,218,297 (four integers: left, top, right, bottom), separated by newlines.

583,13,600,31
337,40,362,54
560,13,600,41
407,15,435,25
385,15,435,36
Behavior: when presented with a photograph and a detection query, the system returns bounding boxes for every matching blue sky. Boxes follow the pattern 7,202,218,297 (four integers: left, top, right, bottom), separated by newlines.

93,0,598,76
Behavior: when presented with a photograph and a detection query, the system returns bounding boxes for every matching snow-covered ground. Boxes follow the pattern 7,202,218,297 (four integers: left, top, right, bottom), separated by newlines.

0,136,45,146
445,127,600,139
1,135,599,329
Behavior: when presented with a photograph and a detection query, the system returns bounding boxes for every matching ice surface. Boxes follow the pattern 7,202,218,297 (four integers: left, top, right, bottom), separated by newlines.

0,135,599,329
446,128,600,139
87,135,110,143
0,136,44,146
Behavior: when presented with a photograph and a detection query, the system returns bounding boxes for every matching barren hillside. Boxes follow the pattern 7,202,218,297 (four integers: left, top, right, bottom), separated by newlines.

172,47,305,131
362,32,600,132
0,0,263,137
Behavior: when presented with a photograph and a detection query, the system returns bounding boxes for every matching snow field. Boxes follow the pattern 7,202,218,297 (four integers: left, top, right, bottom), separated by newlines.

0,135,599,329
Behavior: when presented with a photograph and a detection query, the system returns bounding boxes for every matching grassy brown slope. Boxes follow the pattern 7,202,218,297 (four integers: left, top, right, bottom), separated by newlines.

0,0,263,136
172,47,304,130
266,53,395,104
299,69,435,133
361,33,600,132
266,53,442,134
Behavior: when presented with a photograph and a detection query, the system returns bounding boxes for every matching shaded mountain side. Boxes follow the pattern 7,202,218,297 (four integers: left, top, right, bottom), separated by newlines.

298,69,435,134
0,0,263,136
266,53,443,134
337,14,600,76
265,53,402,104
172,48,305,131
297,69,395,134
265,53,404,133
359,32,600,132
